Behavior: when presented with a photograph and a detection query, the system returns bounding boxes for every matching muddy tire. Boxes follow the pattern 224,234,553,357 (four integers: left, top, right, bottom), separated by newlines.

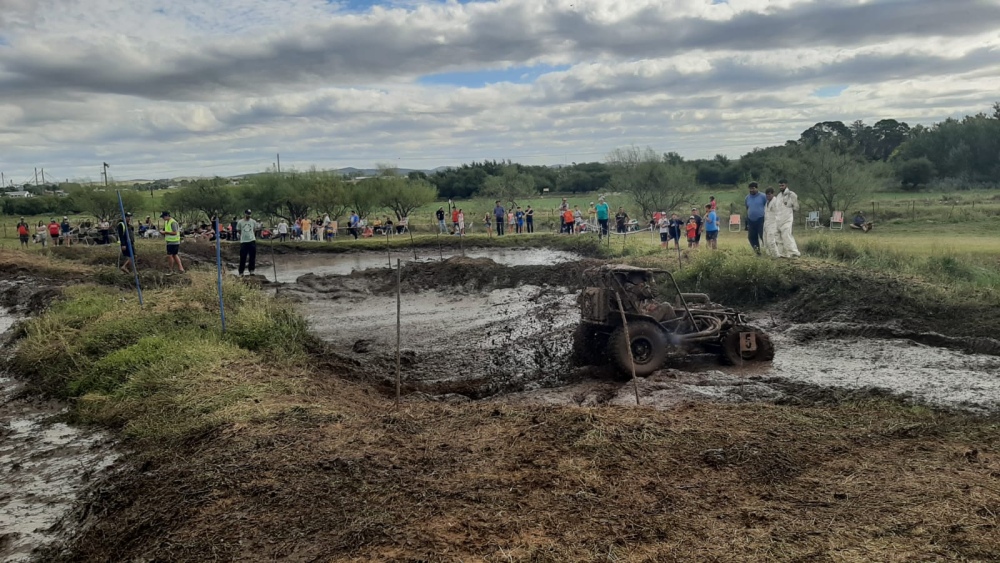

611,321,668,377
571,325,610,367
722,326,775,364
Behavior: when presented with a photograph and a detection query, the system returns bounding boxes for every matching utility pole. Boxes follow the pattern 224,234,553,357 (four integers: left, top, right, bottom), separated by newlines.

276,153,281,175
102,162,110,187
41,168,45,184
34,168,39,185
1,172,4,187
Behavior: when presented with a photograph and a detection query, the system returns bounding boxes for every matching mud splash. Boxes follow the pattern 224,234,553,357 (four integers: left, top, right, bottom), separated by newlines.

0,312,117,562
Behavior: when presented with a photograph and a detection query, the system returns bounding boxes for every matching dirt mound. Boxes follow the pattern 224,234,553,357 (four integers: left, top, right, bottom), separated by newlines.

287,255,602,298
785,322,1000,357
50,387,1000,562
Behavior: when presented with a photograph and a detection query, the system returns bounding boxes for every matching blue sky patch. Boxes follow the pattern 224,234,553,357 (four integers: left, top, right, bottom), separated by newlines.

418,64,570,87
814,85,848,98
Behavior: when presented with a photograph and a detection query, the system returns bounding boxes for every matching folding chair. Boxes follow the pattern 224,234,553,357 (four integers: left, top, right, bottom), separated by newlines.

728,214,741,232
830,211,844,230
806,211,820,228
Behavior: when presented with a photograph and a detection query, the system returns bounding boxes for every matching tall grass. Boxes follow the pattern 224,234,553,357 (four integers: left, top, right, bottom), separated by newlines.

12,272,313,442
802,235,1000,290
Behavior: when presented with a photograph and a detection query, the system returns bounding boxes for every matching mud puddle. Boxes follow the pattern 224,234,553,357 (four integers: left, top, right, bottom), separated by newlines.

0,312,117,562
262,248,582,283
288,257,1000,412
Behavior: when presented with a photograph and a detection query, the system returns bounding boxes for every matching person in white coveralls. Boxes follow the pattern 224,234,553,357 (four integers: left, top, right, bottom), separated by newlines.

774,179,800,258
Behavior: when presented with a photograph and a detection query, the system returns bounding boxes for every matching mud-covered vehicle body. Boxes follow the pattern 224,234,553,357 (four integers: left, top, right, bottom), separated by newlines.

574,265,774,376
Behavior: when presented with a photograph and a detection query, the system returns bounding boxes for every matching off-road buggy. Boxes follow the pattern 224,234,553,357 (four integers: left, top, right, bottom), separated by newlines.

573,265,774,376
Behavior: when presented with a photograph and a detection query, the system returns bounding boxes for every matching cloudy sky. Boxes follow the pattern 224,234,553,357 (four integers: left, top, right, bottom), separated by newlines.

1,0,998,181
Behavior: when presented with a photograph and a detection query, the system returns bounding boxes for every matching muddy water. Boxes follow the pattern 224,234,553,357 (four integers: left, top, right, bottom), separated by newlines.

296,268,1000,412
262,248,582,283
0,313,117,562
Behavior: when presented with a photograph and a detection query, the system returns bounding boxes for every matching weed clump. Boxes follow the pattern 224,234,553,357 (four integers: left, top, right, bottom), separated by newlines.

674,250,798,306
11,272,311,442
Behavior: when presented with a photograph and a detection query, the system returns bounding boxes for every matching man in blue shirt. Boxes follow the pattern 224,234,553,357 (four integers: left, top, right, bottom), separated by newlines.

493,201,505,236
704,204,719,250
744,182,768,255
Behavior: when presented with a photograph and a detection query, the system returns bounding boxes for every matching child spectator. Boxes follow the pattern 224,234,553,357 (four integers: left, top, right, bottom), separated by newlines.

685,216,698,248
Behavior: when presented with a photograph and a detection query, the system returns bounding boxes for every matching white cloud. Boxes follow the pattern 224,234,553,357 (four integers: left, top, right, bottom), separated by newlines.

0,0,998,179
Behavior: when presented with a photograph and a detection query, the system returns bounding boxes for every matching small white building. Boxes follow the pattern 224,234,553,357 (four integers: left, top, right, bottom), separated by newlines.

4,191,33,198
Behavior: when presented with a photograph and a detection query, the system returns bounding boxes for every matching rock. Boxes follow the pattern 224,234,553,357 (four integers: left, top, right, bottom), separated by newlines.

352,339,374,353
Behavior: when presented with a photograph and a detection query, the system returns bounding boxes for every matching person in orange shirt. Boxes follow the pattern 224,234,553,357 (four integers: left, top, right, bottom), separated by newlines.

563,208,575,235
685,216,698,248
451,207,460,234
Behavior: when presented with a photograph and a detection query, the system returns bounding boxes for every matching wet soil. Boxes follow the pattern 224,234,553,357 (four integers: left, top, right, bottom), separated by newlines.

0,312,118,562
286,256,1000,413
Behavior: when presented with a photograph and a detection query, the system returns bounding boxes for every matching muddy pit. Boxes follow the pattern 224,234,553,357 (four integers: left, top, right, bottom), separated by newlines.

282,255,1000,413
0,312,118,562
261,248,583,283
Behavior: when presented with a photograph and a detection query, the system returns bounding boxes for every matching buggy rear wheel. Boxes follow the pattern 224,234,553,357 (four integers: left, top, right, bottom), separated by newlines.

611,321,668,377
722,326,774,364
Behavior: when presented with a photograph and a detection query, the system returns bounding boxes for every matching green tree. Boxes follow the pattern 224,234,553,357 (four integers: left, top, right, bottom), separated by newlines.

480,166,536,207
606,146,694,219
345,180,382,220
786,142,883,217
377,176,437,220
73,187,144,220
896,157,935,191
164,180,239,223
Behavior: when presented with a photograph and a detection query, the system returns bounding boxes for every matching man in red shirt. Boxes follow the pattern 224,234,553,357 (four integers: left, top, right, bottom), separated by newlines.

16,217,30,248
451,207,460,234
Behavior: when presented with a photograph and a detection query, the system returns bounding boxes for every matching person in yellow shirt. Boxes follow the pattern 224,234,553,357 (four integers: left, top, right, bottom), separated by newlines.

160,210,185,274
301,217,312,241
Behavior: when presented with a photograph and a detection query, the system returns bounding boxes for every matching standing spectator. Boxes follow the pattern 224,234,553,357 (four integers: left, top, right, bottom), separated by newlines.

493,201,505,236
704,203,719,250
562,207,575,234
588,202,597,224
744,182,767,255
60,216,72,246
484,212,492,237
615,207,629,233
35,222,48,247
595,197,610,238
16,217,30,248
227,217,236,241
691,207,703,248
304,216,315,241
117,213,135,274
667,213,684,250
709,196,717,211
763,188,781,257
160,211,185,274
349,211,360,240
685,216,698,248
436,207,447,233
48,219,60,245
525,206,534,233
236,209,259,276
507,209,515,233
573,206,584,232
451,207,460,234
515,207,525,234
322,214,332,241
277,219,288,242
558,198,569,233
775,179,801,257
657,212,670,249
98,218,110,245
457,209,465,235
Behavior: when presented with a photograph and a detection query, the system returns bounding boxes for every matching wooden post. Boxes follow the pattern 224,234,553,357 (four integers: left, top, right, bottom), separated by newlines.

613,293,641,406
460,229,465,257
396,259,402,408
677,246,682,270
437,232,443,260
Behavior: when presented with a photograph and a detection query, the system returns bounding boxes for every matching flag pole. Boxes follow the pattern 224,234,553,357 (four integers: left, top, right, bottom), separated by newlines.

116,191,144,307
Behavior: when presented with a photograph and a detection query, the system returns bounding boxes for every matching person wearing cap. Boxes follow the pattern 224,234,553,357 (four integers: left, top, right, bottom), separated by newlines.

588,202,597,224
704,203,719,250
595,197,610,238
161,211,185,274
98,217,111,245
558,198,569,233
60,215,72,246
117,213,136,274
236,209,259,276
48,218,60,244
16,217,30,248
